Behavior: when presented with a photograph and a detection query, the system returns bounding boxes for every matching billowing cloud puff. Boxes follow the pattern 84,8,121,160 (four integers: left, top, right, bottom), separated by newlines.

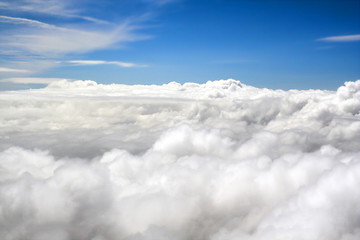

0,79,360,240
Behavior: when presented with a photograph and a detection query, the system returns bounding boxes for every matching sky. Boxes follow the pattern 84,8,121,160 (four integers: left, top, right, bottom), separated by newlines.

0,0,359,90
1,1,360,239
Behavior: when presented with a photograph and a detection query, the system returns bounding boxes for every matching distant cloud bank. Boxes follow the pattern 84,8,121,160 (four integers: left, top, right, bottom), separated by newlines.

0,79,360,240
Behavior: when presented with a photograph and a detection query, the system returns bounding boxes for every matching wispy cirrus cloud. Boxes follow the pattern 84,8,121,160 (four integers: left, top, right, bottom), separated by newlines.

318,34,360,42
0,15,57,29
68,60,148,68
0,0,153,57
0,0,158,88
143,0,181,6
0,0,107,24
0,67,30,73
0,0,73,14
0,15,148,57
0,77,73,84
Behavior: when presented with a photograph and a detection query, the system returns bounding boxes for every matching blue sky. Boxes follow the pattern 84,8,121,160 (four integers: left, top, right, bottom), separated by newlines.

0,0,359,90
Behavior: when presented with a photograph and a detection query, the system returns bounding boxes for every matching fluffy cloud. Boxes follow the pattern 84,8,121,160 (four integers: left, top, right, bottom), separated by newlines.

0,79,360,240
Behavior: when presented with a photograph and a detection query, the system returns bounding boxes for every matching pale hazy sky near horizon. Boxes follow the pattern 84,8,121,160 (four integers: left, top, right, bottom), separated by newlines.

0,0,359,90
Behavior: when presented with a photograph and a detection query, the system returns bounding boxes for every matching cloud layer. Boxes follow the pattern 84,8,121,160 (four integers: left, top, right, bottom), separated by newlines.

0,79,360,240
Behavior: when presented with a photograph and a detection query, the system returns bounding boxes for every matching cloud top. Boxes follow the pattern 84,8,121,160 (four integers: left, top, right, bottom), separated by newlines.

0,79,360,240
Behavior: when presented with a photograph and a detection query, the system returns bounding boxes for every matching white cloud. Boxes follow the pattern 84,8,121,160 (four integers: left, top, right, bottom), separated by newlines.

0,15,57,29
0,60,60,79
0,79,360,239
0,0,105,23
0,77,72,84
0,1,150,72
318,34,360,42
0,17,146,57
68,60,148,68
0,67,30,73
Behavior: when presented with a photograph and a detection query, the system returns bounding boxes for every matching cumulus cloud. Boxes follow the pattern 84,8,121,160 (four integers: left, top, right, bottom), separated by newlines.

0,79,360,240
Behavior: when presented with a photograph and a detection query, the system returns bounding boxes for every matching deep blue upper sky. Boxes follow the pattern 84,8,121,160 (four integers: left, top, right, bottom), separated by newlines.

0,0,359,90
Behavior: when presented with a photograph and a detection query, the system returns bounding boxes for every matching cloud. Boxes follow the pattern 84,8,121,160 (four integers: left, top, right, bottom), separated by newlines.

0,0,73,14
1,78,359,156
68,60,148,68
0,67,30,73
0,1,151,74
143,0,182,6
0,0,106,23
318,34,360,42
0,15,57,29
2,144,359,240
0,60,60,80
0,77,72,84
0,16,147,57
0,79,360,239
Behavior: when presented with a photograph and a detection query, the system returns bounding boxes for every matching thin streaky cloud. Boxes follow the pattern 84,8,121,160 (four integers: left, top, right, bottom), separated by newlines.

0,0,75,16
68,60,148,68
80,16,110,25
0,19,148,57
0,0,153,78
318,34,360,42
0,0,107,24
0,77,72,84
144,0,181,6
0,67,30,73
0,15,57,29
0,15,95,33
